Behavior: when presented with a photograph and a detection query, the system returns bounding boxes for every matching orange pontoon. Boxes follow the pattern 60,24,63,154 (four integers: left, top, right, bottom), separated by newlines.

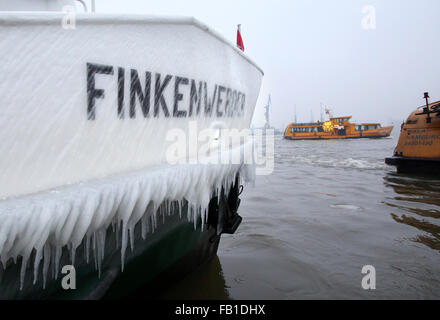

386,93,440,173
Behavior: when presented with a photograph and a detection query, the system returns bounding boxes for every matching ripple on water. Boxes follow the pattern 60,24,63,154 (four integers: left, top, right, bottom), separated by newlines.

168,135,440,299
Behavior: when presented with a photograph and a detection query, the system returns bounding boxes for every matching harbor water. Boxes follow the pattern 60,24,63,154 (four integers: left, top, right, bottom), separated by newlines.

159,133,440,300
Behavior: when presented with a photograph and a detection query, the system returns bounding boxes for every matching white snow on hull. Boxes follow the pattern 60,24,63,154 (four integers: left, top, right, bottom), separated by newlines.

0,13,263,199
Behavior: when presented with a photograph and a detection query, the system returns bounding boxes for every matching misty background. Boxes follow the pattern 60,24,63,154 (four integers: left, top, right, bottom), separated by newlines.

81,0,440,130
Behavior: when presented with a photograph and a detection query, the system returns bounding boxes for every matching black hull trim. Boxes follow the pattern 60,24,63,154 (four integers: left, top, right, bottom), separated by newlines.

385,156,440,174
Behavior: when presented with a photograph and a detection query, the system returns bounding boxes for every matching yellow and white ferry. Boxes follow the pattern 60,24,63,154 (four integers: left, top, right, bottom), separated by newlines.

284,114,393,140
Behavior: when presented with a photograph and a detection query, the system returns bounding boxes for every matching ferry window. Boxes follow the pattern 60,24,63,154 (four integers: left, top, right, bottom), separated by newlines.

290,128,294,133
318,127,324,132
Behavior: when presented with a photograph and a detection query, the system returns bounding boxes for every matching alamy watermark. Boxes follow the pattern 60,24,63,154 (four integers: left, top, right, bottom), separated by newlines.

62,5,76,30
165,122,274,176
361,265,376,290
61,265,76,290
362,5,376,30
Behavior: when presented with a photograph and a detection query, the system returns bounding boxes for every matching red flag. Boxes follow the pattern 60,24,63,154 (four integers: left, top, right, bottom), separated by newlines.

237,24,244,52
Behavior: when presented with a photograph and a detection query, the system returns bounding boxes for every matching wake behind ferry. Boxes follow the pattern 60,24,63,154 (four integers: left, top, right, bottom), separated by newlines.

284,110,393,140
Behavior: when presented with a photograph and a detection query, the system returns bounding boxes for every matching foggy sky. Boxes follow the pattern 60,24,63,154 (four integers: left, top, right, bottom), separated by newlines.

86,0,440,129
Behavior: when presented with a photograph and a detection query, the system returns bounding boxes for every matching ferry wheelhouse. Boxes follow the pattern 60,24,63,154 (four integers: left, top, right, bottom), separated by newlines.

284,116,393,140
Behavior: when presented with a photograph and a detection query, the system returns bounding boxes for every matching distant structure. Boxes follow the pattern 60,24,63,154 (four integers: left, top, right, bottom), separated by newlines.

250,94,281,135
320,103,324,122
264,95,271,130
294,105,297,123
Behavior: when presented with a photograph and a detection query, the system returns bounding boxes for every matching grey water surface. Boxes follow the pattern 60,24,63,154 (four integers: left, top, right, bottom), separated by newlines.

162,134,440,300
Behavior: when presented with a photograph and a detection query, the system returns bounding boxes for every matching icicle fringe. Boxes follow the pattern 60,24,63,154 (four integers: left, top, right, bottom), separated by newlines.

0,163,255,289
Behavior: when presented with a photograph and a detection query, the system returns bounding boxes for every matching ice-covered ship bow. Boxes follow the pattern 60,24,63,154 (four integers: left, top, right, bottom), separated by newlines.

0,1,263,299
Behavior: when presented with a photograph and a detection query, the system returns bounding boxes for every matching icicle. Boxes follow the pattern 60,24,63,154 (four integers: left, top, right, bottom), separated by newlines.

50,246,56,280
54,246,61,280
100,231,106,263
201,207,206,232
96,230,106,278
193,206,197,230
85,235,90,264
115,220,121,249
187,203,191,222
141,214,147,240
153,205,158,231
33,248,43,285
162,204,166,224
42,243,51,289
70,244,76,266
0,261,4,286
129,226,134,253
120,221,128,272
93,232,98,271
19,255,28,290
